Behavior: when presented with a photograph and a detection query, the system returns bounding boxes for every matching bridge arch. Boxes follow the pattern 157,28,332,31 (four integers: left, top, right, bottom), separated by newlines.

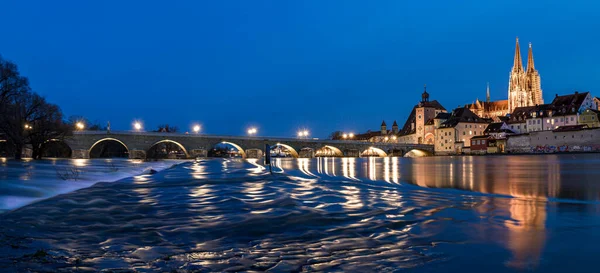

147,139,189,159
271,143,299,158
404,149,433,158
220,141,246,158
89,138,130,158
315,145,343,157
361,147,388,157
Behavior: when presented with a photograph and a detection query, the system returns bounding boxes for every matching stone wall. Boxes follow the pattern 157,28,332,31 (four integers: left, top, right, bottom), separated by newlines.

506,134,531,153
529,128,600,153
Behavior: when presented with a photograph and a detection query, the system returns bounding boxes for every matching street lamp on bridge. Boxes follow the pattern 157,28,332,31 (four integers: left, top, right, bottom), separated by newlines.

133,121,142,131
297,130,309,139
193,125,201,134
75,122,85,131
247,127,257,136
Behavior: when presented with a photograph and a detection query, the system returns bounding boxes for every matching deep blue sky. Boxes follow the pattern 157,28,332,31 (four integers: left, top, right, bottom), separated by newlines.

1,0,598,137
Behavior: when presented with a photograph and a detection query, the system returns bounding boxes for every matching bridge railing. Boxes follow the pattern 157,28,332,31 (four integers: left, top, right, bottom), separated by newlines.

72,130,433,148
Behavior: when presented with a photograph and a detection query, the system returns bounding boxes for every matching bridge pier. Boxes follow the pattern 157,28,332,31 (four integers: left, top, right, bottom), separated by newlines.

344,149,360,157
129,150,146,159
72,149,90,159
298,149,314,158
246,149,263,159
190,149,207,158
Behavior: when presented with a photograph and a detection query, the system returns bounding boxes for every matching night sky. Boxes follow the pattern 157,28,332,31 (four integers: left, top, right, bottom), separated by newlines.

1,0,598,138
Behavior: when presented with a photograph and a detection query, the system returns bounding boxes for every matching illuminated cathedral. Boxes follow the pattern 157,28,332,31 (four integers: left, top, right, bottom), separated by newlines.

469,37,543,120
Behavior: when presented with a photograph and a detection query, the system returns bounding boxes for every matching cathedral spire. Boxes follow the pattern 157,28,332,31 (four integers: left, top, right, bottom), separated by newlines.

512,37,523,72
526,42,535,72
486,82,490,103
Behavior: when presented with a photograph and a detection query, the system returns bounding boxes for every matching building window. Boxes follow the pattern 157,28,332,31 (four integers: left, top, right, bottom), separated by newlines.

418,115,421,120
469,131,472,135
482,140,486,144
463,131,466,135
572,117,575,121
538,120,541,124
560,118,564,122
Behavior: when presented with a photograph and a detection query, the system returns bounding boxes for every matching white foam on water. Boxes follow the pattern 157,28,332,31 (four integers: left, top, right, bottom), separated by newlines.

0,158,187,212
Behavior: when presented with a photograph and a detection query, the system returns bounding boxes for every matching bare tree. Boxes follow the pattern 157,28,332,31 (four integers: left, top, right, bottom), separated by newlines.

0,56,71,159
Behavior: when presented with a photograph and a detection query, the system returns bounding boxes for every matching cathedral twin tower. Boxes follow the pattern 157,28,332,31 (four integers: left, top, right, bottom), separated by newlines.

508,37,543,113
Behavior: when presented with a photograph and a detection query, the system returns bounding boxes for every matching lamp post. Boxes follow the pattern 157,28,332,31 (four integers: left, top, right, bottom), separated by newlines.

76,122,85,131
133,121,142,131
193,125,201,134
247,127,257,136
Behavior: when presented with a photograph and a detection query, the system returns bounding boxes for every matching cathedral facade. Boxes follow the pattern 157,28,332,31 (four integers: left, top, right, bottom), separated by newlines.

508,37,543,112
470,37,543,120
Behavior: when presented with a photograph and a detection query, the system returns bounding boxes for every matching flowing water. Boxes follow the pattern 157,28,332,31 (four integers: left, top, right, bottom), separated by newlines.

1,154,600,272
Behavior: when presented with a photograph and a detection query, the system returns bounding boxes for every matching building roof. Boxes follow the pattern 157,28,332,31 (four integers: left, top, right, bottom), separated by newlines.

381,120,386,126
438,107,492,128
583,109,600,115
551,92,589,107
470,135,493,140
434,112,452,120
483,122,504,133
419,100,446,111
468,100,509,112
552,124,589,132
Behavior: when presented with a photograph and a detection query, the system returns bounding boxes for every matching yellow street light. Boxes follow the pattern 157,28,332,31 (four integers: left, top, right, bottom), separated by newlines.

76,122,85,130
342,133,348,139
134,121,142,131
247,127,257,135
193,125,201,133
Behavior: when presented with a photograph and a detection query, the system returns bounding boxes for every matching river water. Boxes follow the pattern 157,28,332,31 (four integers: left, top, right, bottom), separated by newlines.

1,154,600,272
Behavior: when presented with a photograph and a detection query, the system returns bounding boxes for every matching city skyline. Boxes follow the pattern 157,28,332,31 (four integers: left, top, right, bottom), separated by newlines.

1,0,599,137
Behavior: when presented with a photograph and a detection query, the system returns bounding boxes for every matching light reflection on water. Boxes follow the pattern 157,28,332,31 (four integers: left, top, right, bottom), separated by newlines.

2,155,600,272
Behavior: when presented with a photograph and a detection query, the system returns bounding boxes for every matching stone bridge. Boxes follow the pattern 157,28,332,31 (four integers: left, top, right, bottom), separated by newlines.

64,131,434,159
